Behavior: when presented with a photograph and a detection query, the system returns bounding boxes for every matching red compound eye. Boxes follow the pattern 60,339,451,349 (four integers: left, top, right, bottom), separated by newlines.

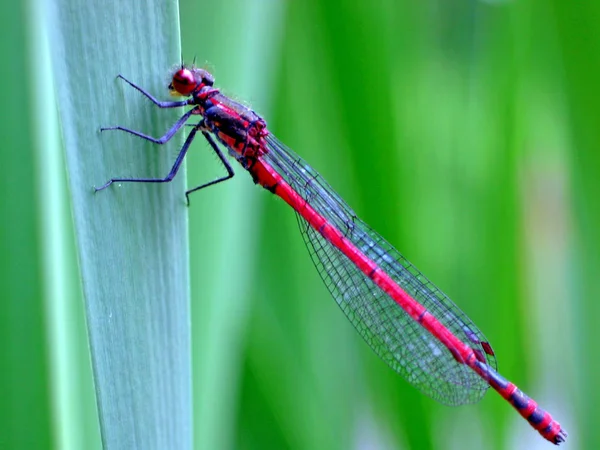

170,68,197,96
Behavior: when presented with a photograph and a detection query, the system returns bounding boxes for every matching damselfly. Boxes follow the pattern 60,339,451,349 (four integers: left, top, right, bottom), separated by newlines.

97,66,567,445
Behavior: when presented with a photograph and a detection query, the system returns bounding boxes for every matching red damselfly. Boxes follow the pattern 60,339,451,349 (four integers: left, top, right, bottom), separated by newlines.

97,66,567,445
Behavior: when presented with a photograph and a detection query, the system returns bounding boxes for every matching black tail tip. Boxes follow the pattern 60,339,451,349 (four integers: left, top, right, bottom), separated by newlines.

554,429,567,445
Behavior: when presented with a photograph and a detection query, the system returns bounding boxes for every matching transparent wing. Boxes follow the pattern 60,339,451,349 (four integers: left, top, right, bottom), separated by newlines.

261,134,497,406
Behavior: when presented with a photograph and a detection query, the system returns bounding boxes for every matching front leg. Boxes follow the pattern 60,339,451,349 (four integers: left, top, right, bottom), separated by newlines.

114,74,193,108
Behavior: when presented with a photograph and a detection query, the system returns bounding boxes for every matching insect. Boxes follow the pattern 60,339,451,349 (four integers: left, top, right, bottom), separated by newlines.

97,65,567,444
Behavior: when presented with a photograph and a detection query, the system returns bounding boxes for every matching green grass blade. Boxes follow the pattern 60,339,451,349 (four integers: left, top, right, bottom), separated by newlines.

35,5,100,449
550,2,600,447
47,0,191,448
178,2,287,448
0,2,53,449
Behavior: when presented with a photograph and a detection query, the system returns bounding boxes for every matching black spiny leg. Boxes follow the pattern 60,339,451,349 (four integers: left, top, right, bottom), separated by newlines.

100,74,199,145
98,76,236,203
113,74,193,108
185,132,235,206
101,107,197,144
95,122,203,193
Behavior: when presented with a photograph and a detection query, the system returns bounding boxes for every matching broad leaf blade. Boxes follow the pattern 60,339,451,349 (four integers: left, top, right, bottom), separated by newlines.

47,0,191,448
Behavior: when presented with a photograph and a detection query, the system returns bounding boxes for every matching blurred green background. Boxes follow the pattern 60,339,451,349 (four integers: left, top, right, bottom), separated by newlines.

2,0,598,449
